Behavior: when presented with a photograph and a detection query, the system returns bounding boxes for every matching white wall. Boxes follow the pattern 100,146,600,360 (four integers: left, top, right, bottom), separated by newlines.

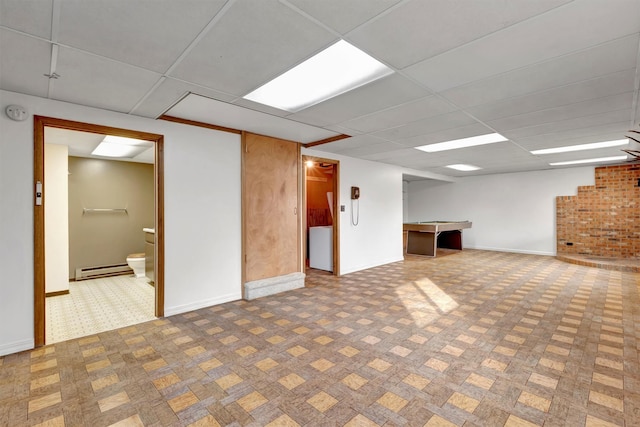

303,148,404,274
0,90,242,355
44,144,69,293
407,167,595,255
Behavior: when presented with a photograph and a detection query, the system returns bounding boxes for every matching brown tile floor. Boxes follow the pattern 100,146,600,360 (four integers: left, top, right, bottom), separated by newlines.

1,250,639,426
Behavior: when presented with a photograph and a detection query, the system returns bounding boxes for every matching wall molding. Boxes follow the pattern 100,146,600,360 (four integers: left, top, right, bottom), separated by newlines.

0,339,34,357
164,293,242,317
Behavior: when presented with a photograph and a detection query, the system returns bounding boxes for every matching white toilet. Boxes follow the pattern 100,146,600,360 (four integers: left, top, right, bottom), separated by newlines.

126,253,145,278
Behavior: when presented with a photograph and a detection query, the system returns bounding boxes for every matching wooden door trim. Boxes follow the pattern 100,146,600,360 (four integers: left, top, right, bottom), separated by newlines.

302,155,340,276
33,116,165,347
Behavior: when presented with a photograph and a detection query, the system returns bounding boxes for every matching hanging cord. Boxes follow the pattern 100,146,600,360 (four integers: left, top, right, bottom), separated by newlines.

351,198,360,226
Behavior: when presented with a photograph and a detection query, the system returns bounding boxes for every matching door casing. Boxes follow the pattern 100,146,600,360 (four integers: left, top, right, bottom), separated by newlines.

302,155,340,276
33,116,165,347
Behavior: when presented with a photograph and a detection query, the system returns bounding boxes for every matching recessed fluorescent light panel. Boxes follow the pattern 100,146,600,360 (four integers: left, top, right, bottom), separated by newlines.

531,139,628,155
549,155,628,166
415,133,508,153
91,135,152,158
446,164,482,171
243,40,394,112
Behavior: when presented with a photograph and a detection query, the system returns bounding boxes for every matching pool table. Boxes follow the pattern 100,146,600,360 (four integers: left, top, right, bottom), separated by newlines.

403,221,472,257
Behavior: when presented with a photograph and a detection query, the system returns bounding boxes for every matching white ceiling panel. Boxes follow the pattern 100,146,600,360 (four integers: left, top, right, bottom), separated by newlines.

374,111,477,141
440,34,640,109
51,47,161,113
513,121,632,149
284,0,402,34
57,0,227,73
315,134,391,153
170,0,335,96
337,95,457,134
339,141,403,157
130,78,236,118
290,73,431,126
468,69,637,123
487,92,635,132
347,0,571,69
0,30,51,97
0,0,53,39
405,0,640,92
166,94,339,143
502,109,632,140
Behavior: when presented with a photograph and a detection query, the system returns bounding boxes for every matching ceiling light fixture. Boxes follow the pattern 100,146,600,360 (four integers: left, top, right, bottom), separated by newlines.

549,155,628,166
243,40,394,112
531,139,628,155
91,135,152,158
415,133,508,153
445,164,482,171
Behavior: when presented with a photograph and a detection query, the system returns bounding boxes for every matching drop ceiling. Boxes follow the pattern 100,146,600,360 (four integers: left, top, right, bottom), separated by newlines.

1,0,639,177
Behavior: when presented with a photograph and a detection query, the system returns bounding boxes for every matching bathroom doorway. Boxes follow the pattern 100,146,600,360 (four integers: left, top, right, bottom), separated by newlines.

303,156,340,276
33,116,164,347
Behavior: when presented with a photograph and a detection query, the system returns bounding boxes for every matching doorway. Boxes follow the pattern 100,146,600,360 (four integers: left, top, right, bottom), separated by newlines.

303,156,339,275
34,116,165,347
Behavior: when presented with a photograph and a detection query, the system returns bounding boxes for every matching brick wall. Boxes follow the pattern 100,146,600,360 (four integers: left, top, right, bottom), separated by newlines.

556,164,640,258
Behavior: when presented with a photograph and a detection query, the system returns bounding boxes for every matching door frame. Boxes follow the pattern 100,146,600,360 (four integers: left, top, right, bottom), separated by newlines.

302,155,340,276
33,115,165,347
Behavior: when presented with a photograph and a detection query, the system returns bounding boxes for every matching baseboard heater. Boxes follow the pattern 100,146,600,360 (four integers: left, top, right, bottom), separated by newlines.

75,263,132,281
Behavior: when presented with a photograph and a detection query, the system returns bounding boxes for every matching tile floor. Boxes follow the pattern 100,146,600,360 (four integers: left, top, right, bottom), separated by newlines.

2,250,640,426
46,276,156,344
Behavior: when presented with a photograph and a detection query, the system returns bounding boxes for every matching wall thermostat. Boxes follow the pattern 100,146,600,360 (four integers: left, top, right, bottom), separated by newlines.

6,105,28,121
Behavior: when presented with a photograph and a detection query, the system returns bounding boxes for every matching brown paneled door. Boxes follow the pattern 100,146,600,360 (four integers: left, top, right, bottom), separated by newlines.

242,132,301,285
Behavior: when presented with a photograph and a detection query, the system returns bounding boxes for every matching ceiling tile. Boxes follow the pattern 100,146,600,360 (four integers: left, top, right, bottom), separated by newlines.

405,0,640,91
170,0,336,96
316,134,390,153
348,0,571,69
339,141,403,157
285,0,402,34
57,0,227,73
468,69,637,123
0,30,51,97
487,92,634,132
131,77,236,118
51,46,161,113
374,110,477,141
440,34,640,109
0,0,52,39
512,122,631,150
290,73,431,126
502,109,632,140
337,95,457,133
166,94,339,143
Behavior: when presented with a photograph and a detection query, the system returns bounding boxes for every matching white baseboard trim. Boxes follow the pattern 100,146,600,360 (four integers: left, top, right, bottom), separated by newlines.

164,292,242,317
340,256,404,276
0,338,34,357
469,246,554,256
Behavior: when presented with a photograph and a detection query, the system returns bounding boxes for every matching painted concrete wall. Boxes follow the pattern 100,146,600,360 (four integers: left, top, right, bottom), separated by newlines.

407,167,596,255
0,90,242,355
